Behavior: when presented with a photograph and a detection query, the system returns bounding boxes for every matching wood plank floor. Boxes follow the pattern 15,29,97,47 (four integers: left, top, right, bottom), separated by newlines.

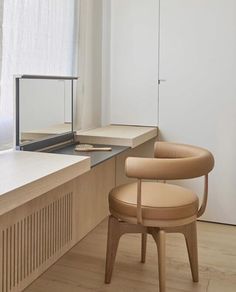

25,219,236,292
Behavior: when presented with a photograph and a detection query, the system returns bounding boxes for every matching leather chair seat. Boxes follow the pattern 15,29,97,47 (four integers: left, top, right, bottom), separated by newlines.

109,182,199,221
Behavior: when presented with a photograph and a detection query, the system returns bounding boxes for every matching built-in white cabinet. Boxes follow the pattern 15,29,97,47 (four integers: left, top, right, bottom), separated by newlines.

104,0,159,126
159,0,236,225
102,0,236,225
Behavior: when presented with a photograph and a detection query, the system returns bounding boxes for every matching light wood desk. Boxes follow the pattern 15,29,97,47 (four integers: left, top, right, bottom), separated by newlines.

0,125,158,292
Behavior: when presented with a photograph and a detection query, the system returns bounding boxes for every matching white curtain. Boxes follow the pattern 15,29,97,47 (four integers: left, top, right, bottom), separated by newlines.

0,0,77,150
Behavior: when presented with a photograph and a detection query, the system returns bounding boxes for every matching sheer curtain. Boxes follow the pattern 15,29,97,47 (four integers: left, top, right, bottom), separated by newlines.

0,0,77,150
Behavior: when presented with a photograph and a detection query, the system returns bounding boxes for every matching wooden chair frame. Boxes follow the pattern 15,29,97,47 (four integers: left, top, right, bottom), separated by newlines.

105,141,214,291
105,174,209,292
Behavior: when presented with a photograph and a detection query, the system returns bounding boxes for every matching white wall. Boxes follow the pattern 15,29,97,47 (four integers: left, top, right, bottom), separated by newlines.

106,0,159,127
101,0,111,126
75,0,103,131
77,0,159,129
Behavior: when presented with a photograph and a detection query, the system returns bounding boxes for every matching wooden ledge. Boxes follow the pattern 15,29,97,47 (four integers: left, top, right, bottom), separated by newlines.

76,125,158,148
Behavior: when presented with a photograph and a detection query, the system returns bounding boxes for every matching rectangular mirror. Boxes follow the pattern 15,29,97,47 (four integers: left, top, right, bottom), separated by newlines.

15,75,77,150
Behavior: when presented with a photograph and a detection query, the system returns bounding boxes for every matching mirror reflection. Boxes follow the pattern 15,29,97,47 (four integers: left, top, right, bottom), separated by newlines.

19,78,73,144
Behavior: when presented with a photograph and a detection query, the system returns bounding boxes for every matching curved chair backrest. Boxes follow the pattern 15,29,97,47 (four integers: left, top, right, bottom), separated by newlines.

125,142,214,181
153,142,214,180
125,141,215,220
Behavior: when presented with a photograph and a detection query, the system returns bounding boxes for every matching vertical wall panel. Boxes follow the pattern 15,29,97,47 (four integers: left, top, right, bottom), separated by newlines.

159,0,236,224
109,0,159,126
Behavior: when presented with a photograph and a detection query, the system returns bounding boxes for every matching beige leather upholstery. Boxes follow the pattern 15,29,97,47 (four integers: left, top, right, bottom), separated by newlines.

125,142,214,180
110,141,214,225
109,182,199,221
105,141,215,290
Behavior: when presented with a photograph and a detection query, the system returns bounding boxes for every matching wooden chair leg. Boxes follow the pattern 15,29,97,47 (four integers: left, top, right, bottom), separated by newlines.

151,228,166,292
141,233,147,263
157,230,166,292
183,221,199,282
105,216,122,284
105,216,147,284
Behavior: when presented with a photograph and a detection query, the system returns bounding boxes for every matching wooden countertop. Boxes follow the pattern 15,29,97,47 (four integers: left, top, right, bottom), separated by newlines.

0,150,90,216
76,125,158,148
0,125,157,215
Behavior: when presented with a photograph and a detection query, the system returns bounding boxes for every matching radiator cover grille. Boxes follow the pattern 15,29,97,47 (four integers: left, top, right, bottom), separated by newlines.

1,192,73,292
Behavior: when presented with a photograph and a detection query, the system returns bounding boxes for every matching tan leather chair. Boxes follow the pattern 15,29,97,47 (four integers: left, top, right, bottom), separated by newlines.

105,141,214,292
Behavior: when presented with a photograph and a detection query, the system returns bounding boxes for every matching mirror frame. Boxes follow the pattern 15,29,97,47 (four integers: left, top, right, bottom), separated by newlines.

15,75,78,151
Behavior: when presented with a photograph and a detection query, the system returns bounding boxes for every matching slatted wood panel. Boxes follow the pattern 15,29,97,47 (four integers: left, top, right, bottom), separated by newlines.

1,192,73,292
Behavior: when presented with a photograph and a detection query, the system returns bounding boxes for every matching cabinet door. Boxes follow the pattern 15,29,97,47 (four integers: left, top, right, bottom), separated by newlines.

109,0,159,126
159,0,236,224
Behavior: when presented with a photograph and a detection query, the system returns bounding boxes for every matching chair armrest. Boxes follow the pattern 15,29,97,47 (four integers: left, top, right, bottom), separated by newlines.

125,157,160,180
197,175,208,218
